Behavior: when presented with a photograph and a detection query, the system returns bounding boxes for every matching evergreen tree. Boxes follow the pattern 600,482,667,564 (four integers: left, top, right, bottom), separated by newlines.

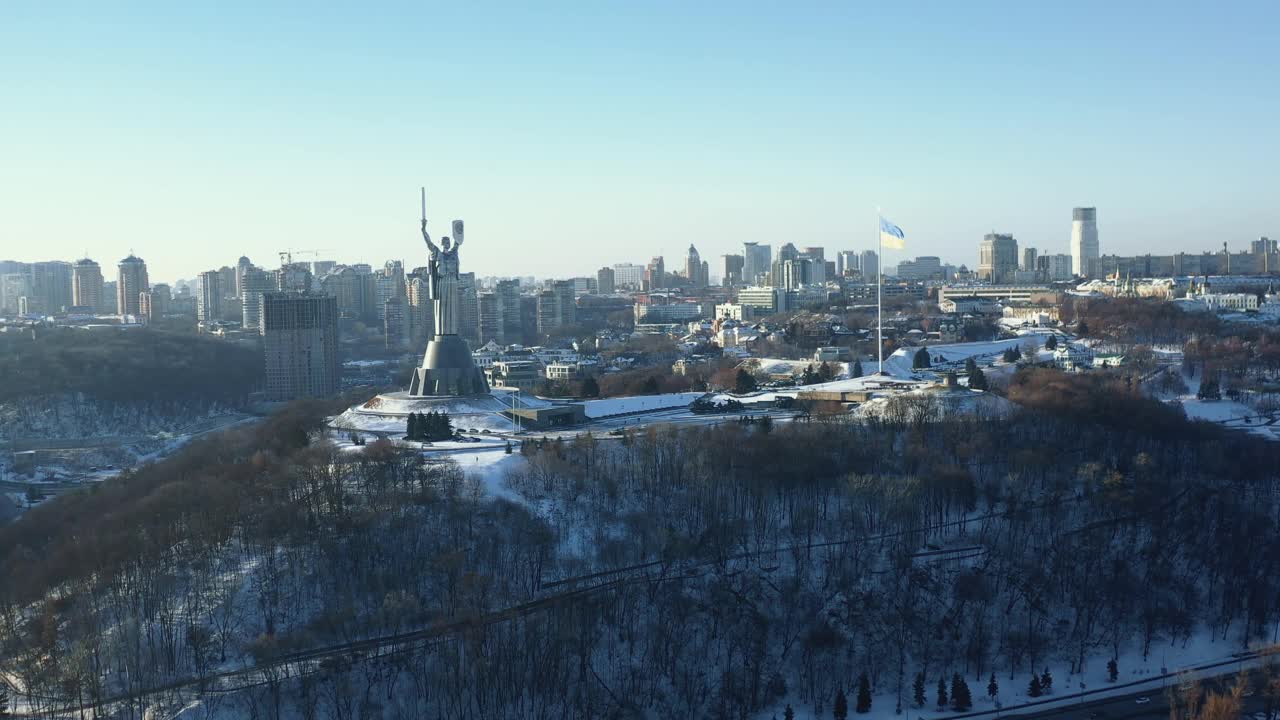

818,361,834,382
1107,658,1118,682
438,411,453,439
802,364,817,385
504,440,513,455
783,705,795,720
936,677,948,708
758,415,774,433
951,673,972,711
856,673,872,713
640,375,660,394
581,376,600,397
913,347,931,368
853,358,864,377
735,368,758,393
1045,334,1058,350
406,412,420,440
1028,674,1042,698
1040,668,1053,693
1077,319,1089,336
0,683,8,718
833,688,848,720
912,672,926,707
988,673,999,699
968,365,989,391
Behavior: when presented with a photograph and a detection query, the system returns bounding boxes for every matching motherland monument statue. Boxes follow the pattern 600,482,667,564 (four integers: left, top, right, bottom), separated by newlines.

407,188,490,397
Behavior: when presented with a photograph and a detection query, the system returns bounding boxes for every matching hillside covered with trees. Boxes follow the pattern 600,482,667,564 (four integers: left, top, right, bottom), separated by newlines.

1,370,1279,719
0,328,263,440
0,327,261,404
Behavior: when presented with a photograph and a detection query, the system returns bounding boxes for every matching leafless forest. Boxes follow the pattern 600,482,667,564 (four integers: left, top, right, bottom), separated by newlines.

2,371,1279,719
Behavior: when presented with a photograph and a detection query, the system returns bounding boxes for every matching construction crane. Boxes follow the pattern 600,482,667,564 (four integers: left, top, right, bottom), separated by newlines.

278,249,331,266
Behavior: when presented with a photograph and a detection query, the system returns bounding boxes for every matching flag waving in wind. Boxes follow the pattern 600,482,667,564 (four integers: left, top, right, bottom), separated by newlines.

879,215,906,250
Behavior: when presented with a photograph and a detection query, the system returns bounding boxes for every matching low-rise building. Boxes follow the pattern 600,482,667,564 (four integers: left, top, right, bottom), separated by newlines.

545,360,598,381
938,284,1060,305
939,297,1002,314
1054,343,1095,372
486,359,542,391
813,346,850,362
1002,303,1060,325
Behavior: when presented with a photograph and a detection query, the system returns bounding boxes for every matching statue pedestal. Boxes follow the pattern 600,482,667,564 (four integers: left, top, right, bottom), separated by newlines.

407,334,489,397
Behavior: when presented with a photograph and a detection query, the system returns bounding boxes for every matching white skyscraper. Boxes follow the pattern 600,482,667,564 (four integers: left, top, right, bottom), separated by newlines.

1070,207,1099,278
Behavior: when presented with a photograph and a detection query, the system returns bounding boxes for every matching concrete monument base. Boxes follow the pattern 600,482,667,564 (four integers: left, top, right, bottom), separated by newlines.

407,334,489,397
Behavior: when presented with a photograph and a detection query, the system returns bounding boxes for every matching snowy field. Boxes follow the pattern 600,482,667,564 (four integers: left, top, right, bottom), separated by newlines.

881,339,1031,378
1169,372,1280,441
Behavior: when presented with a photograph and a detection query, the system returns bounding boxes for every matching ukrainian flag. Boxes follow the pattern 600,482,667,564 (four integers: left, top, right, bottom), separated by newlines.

879,216,905,250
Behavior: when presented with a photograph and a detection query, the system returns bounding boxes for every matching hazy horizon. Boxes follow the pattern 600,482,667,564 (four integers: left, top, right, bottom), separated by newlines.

3,2,1276,282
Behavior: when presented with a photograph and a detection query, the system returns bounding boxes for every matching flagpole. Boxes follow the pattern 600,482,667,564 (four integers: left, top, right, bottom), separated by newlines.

876,208,883,374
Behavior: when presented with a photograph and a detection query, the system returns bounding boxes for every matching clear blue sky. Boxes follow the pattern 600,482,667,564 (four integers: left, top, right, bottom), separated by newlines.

2,1,1277,282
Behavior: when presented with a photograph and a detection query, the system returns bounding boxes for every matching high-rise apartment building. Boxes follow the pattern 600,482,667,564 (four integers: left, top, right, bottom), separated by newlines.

742,242,772,286
478,291,504,344
611,263,645,290
29,261,73,315
1070,207,1099,278
197,270,223,323
720,254,744,287
1037,253,1074,281
406,274,435,346
116,255,149,317
836,250,858,277
374,260,406,311
240,269,276,329
320,266,373,321
644,257,666,291
685,245,706,287
262,292,340,401
770,243,800,286
535,289,559,336
217,266,236,302
596,266,615,295
555,280,576,328
0,272,31,315
383,296,408,349
781,259,808,290
859,250,878,279
72,258,105,313
1022,247,1038,273
235,256,254,298
1252,237,1278,273
458,272,479,344
978,233,1019,284
276,263,313,293
495,279,521,340
143,283,171,322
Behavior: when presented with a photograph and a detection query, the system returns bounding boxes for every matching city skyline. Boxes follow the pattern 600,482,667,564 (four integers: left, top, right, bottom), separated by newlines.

3,3,1277,281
